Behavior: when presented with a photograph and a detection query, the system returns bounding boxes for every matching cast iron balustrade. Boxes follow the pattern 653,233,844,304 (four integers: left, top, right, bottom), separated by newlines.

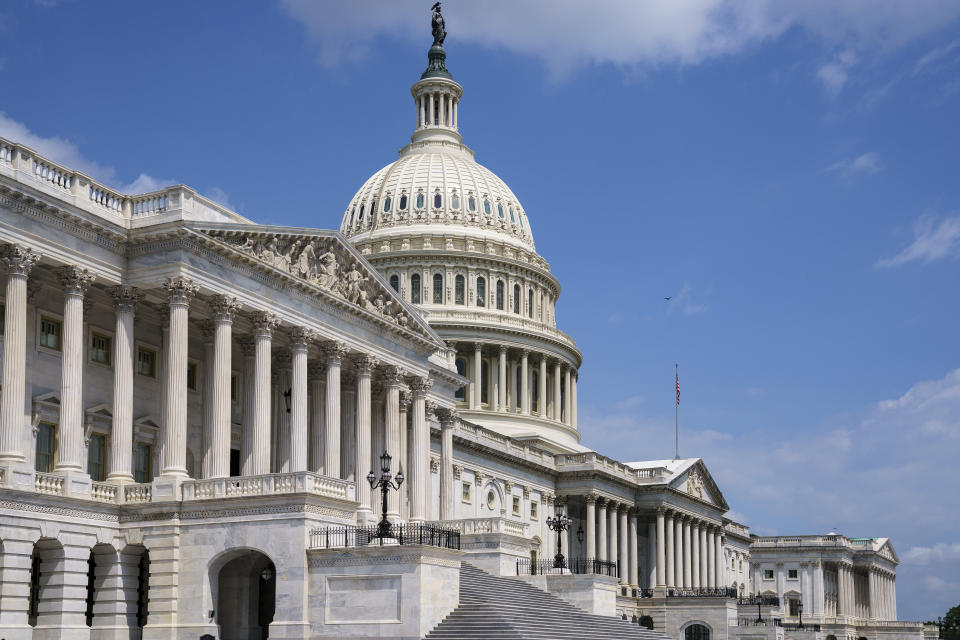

667,586,738,598
738,594,781,606
516,557,618,577
780,622,822,632
308,524,460,550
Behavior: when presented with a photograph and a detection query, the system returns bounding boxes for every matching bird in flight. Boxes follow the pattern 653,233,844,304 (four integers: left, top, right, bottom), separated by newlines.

664,296,672,301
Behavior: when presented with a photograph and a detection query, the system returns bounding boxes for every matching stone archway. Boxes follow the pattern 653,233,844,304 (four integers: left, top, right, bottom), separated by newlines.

215,550,276,640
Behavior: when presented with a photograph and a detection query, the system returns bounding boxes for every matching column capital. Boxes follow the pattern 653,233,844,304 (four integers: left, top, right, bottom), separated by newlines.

656,504,667,515
452,463,462,479
57,265,94,295
585,492,598,505
210,294,240,323
400,388,412,409
110,285,142,314
409,375,433,395
323,341,348,364
498,344,508,355
618,503,630,514
238,335,256,357
252,310,280,337
289,326,317,348
380,364,407,388
0,243,40,276
522,485,530,499
353,353,379,375
435,406,458,427
430,456,440,472
503,479,513,492
424,399,438,417
520,348,530,357
596,496,608,508
473,342,483,352
163,276,199,306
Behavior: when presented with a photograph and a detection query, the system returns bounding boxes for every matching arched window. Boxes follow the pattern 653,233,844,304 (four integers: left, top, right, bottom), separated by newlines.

496,280,504,310
528,289,534,318
434,192,442,209
411,273,421,304
685,624,711,640
389,275,399,292
383,196,391,212
399,194,408,210
476,277,486,307
349,207,355,227
358,204,365,221
433,273,443,304
451,193,460,209
416,192,425,209
481,359,489,404
455,358,467,400
509,206,515,222
455,275,465,305
483,199,491,215
513,284,520,314
518,212,524,229
468,195,477,212
497,203,505,219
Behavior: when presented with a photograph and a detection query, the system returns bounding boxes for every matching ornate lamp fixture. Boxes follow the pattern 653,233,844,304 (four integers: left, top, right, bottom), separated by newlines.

545,505,573,569
367,450,404,540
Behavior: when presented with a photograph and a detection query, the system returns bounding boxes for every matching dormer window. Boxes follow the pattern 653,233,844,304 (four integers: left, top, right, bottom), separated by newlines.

358,204,365,221
383,196,391,212
468,195,477,212
497,203,505,219
509,207,515,222
483,198,491,215
399,193,408,210
434,192,442,209
416,192,425,209
451,192,460,210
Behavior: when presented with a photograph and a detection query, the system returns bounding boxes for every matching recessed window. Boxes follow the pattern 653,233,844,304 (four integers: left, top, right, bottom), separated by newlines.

90,331,112,366
433,273,443,304
187,362,199,392
483,199,491,215
462,483,472,503
497,203,505,219
399,194,408,210
468,195,476,212
40,315,62,351
349,207,355,227
133,443,152,483
416,192,425,209
486,490,496,509
390,275,399,292
476,277,486,307
513,284,520,314
789,598,800,617
383,196,391,212
509,206,515,222
137,347,157,378
512,496,521,515
788,569,798,579
496,281,504,310
35,422,56,473
528,290,534,318
451,193,460,210
87,433,106,482
231,373,238,401
455,275,465,305
530,502,538,519
358,203,365,221
455,358,467,401
763,569,774,580
370,200,377,217
411,273,422,304
434,192,442,209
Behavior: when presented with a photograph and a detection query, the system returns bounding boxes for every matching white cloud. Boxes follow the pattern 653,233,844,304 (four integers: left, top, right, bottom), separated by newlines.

0,112,173,195
828,151,882,178
202,186,236,211
904,542,960,565
876,215,960,267
914,39,960,75
281,0,960,83
817,50,857,96
668,281,707,316
923,575,960,591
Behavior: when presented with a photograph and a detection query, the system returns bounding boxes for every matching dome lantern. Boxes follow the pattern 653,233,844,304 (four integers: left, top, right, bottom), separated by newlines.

410,3,462,146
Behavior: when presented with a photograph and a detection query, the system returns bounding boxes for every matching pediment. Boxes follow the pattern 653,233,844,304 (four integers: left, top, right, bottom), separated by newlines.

877,539,899,564
188,224,441,345
674,460,729,511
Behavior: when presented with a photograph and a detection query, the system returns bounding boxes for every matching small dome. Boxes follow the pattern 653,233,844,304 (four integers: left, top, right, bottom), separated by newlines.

340,144,534,251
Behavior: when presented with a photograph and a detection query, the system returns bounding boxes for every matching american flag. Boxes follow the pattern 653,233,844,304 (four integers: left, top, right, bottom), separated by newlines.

675,370,680,406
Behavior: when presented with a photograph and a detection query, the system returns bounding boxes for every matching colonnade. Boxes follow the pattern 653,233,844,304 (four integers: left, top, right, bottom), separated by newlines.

459,343,577,428
834,562,897,621
417,89,458,130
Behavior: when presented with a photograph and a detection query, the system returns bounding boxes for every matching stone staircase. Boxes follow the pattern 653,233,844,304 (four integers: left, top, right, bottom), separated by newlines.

423,563,669,639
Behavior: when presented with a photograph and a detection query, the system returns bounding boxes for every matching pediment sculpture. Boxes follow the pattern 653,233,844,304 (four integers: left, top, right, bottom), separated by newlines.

206,231,417,332
687,469,704,499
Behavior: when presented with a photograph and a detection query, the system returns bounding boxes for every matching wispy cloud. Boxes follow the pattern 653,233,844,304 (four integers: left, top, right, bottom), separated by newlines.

817,50,858,96
914,39,960,75
668,282,707,317
828,151,882,178
876,215,960,267
904,542,960,564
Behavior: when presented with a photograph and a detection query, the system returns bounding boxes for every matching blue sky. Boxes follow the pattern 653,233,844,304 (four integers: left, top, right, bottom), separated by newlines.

2,0,959,621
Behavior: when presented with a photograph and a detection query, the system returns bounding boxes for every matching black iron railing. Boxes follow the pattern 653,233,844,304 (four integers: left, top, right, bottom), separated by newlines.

738,594,781,606
308,524,460,550
516,557,618,577
639,588,655,598
780,622,821,632
668,586,738,598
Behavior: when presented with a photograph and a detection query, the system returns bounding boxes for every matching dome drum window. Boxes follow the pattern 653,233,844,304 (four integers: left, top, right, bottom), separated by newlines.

433,192,442,209
509,206,515,222
389,275,399,292
468,194,476,212
451,192,460,210
483,198,491,216
496,281,504,310
454,275,465,305
513,284,521,314
399,193,408,210
383,197,391,212
497,203,504,219
432,273,443,304
416,192,425,209
476,277,486,307
410,273,421,304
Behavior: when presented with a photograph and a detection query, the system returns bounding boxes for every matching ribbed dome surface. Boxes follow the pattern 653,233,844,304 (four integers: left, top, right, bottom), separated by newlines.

340,144,535,251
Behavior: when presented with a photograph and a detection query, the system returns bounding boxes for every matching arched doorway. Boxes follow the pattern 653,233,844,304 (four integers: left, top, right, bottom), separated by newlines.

215,550,276,640
685,623,711,640
639,615,654,630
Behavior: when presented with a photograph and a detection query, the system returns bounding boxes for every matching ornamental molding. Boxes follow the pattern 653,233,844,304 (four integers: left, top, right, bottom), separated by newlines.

0,188,127,252
0,498,119,522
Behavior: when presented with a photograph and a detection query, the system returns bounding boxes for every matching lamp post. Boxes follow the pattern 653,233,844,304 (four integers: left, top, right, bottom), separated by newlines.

545,508,572,569
755,592,764,624
798,600,804,630
283,388,291,413
367,450,404,541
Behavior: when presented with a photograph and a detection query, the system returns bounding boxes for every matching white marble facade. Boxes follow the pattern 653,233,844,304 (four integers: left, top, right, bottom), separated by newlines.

0,30,933,640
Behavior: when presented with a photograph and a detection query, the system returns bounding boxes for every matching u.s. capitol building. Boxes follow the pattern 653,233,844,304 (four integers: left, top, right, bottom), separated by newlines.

0,8,937,640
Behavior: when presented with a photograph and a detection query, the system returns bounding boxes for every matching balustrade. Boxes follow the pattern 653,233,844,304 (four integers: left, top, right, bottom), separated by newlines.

35,472,65,495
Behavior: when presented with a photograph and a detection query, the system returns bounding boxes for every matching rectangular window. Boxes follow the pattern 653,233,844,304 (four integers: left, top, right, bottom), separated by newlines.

137,347,157,378
90,332,112,366
187,361,199,391
133,443,152,483
788,569,798,579
35,422,56,472
789,598,800,617
231,373,238,401
763,569,774,580
39,316,62,351
512,496,520,516
530,502,538,520
87,433,106,481
462,483,472,503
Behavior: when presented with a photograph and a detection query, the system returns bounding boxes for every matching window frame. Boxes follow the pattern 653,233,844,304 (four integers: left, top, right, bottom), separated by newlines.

136,342,160,379
496,280,504,310
462,482,472,504
88,326,114,368
763,569,774,580
133,442,152,484
410,273,422,304
513,284,521,314
476,276,486,308
86,432,107,482
35,421,57,473
454,274,465,305
36,310,64,356
432,273,443,304
530,501,538,520
512,495,521,516
788,568,799,580
389,274,400,292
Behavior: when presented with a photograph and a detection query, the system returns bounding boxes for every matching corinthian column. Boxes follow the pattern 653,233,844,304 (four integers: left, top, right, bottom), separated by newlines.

289,327,314,473
436,406,457,519
239,336,256,475
200,320,216,478
683,516,692,588
324,342,346,478
656,507,666,587
250,311,278,475
472,343,482,409
383,365,404,520
497,345,507,411
161,277,197,477
563,366,572,425
665,510,675,587
0,244,39,464
707,526,716,588
628,509,639,587
520,350,530,415
408,377,431,522
597,499,608,562
354,355,377,520
553,361,562,421
691,520,701,588
209,296,239,478
538,356,547,417
55,266,94,472
107,286,141,481
585,495,597,560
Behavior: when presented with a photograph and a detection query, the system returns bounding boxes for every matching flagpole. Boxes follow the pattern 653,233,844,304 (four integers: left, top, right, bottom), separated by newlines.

674,363,679,460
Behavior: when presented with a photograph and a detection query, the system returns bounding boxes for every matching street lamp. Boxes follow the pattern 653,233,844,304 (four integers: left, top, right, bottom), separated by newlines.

798,600,804,630
283,388,292,413
545,507,572,569
367,450,404,541
755,592,764,624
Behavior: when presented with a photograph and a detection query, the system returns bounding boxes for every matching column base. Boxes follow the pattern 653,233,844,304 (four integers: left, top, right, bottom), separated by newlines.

653,586,668,597
58,469,92,497
91,624,142,640
0,624,34,640
2,463,36,491
33,625,91,640
151,475,185,502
